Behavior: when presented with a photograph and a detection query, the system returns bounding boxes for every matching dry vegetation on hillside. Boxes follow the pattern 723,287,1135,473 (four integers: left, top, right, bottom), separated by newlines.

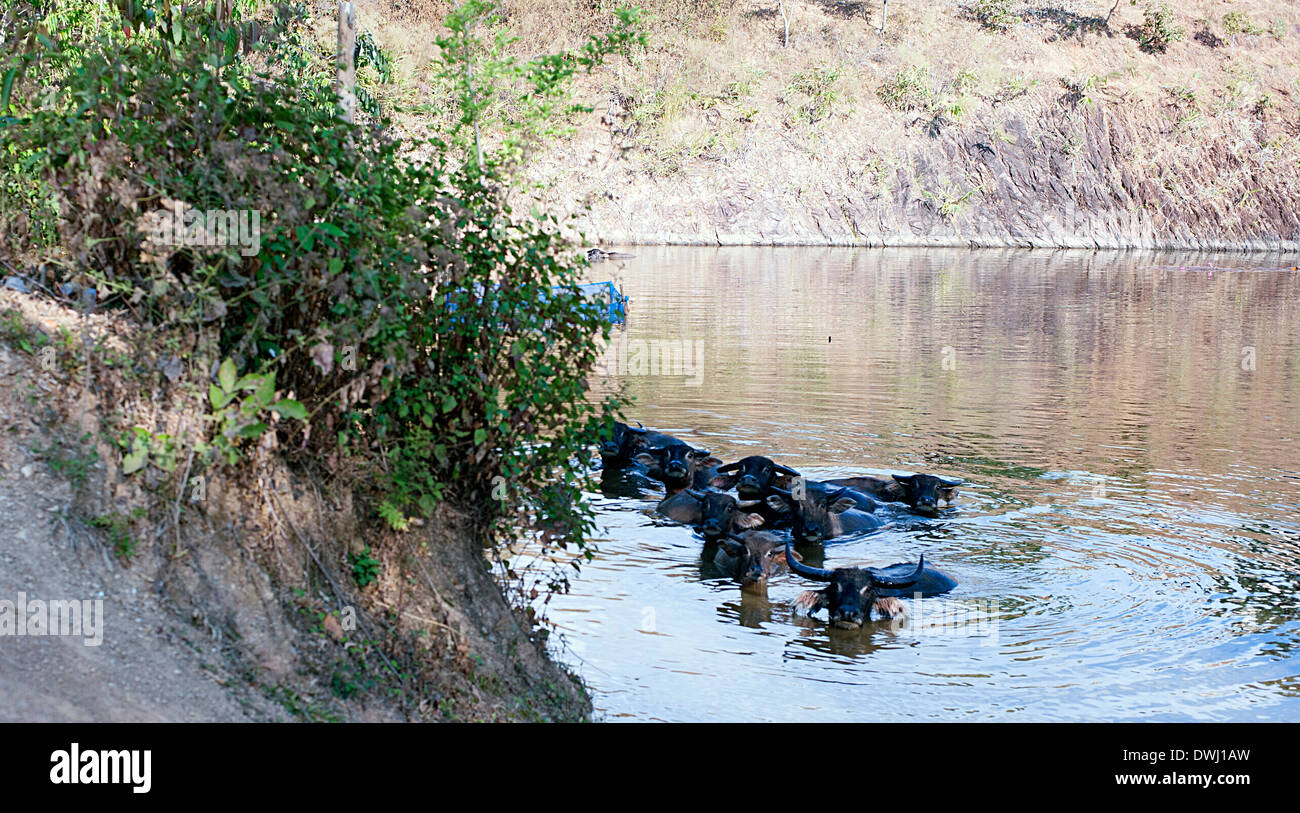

346,0,1300,247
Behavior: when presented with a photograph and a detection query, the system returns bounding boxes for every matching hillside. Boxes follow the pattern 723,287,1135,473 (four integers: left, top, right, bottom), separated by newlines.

366,0,1300,249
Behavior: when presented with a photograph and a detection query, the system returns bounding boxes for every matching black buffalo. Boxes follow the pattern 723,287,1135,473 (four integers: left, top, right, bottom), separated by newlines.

765,487,881,543
713,531,796,592
824,473,962,515
656,489,765,538
597,421,681,468
634,442,722,492
714,456,877,512
786,541,958,629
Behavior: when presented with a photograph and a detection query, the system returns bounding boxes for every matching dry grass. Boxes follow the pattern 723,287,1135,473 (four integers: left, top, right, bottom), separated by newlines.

302,1,1298,241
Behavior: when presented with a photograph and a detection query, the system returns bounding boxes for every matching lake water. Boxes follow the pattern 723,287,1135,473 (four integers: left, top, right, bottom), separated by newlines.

546,246,1300,722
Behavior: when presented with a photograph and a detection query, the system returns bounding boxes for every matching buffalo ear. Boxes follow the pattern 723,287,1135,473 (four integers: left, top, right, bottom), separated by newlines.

773,472,797,489
829,497,857,514
633,452,658,466
699,456,723,468
892,473,916,485
772,548,801,565
939,487,958,503
734,512,764,530
709,472,739,490
871,597,907,620
765,494,789,513
792,589,828,613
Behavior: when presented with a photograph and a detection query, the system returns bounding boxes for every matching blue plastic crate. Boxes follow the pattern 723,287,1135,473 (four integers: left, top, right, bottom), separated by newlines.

443,280,627,324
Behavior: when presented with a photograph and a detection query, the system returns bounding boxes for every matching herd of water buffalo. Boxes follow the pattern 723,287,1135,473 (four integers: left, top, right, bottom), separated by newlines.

596,421,963,630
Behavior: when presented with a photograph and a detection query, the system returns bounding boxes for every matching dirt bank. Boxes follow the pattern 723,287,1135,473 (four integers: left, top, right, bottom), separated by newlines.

0,291,589,722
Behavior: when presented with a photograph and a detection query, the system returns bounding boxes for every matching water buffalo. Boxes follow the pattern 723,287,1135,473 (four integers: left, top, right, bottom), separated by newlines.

634,442,722,492
598,421,681,468
765,487,881,543
586,248,636,262
824,473,962,515
714,456,877,512
787,541,957,629
656,489,765,537
713,531,798,592
712,456,802,499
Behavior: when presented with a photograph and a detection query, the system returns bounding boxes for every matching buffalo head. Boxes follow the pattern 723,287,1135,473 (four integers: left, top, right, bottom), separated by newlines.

712,456,801,499
765,487,877,543
715,531,795,592
598,420,643,466
635,443,721,491
891,473,962,515
786,540,924,629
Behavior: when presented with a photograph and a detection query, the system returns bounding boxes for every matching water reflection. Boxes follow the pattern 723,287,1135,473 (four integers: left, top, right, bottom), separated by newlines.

542,247,1300,721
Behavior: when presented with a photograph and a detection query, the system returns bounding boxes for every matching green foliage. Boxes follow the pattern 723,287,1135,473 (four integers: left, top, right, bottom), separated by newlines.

435,0,646,173
877,65,934,112
118,427,177,475
90,508,147,563
351,545,382,588
1222,12,1263,37
2,1,640,582
34,432,99,488
788,64,841,124
973,0,1019,33
1135,4,1184,54
0,308,49,354
203,358,305,466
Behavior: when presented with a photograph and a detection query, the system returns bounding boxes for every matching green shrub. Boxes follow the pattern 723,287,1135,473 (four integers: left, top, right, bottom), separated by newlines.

1,1,644,568
877,65,934,112
1135,4,1184,53
788,64,841,124
1222,12,1263,37
973,0,1019,33
351,546,382,588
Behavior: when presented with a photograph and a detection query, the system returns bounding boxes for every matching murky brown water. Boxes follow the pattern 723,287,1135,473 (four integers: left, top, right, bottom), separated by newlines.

542,246,1300,721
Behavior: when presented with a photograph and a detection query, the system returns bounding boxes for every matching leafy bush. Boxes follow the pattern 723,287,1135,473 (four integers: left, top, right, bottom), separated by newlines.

1134,4,1184,53
1,1,644,568
788,65,841,124
973,0,1019,33
351,546,382,588
877,65,935,112
1222,12,1263,37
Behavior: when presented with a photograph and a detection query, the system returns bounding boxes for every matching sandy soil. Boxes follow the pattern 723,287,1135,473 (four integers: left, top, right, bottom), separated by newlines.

0,341,288,722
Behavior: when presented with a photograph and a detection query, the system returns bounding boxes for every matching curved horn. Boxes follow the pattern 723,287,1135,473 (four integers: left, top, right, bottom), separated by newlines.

785,539,834,581
628,425,648,434
938,475,964,486
773,464,801,477
868,556,925,589
769,486,793,500
714,461,742,473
